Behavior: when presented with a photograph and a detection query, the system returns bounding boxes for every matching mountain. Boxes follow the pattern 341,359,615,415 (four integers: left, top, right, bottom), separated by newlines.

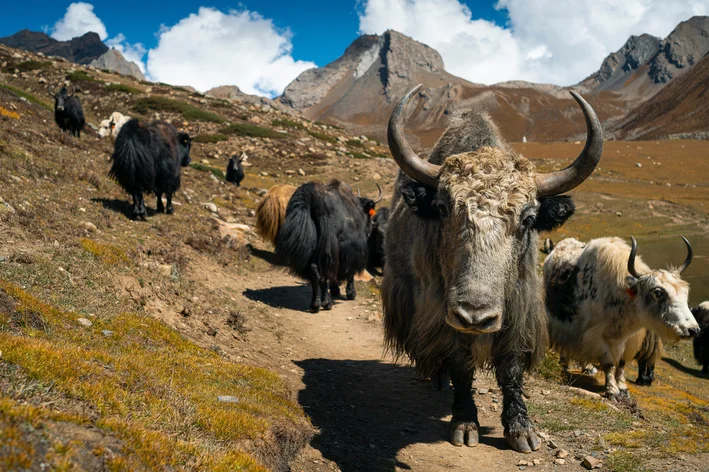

613,53,709,140
207,85,296,114
90,49,145,80
0,30,108,65
578,16,709,100
279,30,627,146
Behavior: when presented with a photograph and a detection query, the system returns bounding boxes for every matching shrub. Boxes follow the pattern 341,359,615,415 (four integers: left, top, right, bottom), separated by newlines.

66,70,97,83
3,60,50,73
193,133,228,144
271,118,304,130
220,123,290,139
105,83,142,95
132,97,225,123
346,139,364,148
308,131,337,144
349,152,371,159
190,163,225,179
0,85,52,111
182,108,225,123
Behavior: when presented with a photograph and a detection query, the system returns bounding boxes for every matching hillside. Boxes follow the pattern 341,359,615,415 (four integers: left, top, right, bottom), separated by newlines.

1,41,709,472
280,30,628,147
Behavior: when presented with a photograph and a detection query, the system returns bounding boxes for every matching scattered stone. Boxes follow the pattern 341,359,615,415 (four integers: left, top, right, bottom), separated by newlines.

102,330,113,337
517,460,530,466
537,431,550,442
548,439,558,449
635,163,642,168
284,170,295,176
260,172,268,177
372,172,382,181
598,436,606,448
77,318,93,328
573,430,583,437
298,168,306,176
158,264,173,277
247,209,256,217
83,222,98,232
181,306,192,317
581,456,601,469
533,459,542,466
554,459,566,465
477,388,489,394
556,449,569,459
217,395,239,403
204,202,218,213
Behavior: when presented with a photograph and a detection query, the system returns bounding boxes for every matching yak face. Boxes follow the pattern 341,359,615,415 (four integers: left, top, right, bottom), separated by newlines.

403,147,575,335
627,271,699,340
54,87,71,111
177,132,193,167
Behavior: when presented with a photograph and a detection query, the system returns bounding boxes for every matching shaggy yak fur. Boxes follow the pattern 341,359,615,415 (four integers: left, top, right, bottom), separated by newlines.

544,237,699,399
53,86,85,137
109,119,193,220
367,207,390,275
226,154,246,186
692,302,709,374
255,185,297,245
276,180,377,313
383,104,580,453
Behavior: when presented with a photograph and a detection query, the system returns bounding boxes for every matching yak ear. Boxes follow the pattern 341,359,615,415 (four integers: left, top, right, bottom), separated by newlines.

400,173,440,219
533,195,575,232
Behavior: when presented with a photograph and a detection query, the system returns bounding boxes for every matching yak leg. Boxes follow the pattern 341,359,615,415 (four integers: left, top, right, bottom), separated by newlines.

156,193,165,213
430,364,452,391
165,193,174,215
603,363,622,400
330,284,341,299
636,360,652,386
320,280,333,311
345,275,356,300
447,357,478,447
309,264,322,313
703,364,708,375
495,354,540,454
615,360,630,397
132,194,147,221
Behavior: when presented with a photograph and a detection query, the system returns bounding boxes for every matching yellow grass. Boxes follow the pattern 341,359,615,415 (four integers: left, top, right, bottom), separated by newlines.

80,239,129,265
0,106,20,120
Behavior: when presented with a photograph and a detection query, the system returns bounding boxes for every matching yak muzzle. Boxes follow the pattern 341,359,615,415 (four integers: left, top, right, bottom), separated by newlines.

446,302,502,334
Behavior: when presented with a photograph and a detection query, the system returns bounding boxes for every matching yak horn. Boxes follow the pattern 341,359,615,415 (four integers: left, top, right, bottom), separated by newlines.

374,183,383,203
678,236,693,274
628,236,640,278
189,125,201,140
354,185,361,197
48,87,56,97
535,91,603,197
387,84,441,188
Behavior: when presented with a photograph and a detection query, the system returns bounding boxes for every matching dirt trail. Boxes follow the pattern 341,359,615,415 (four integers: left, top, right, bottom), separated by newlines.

240,270,566,472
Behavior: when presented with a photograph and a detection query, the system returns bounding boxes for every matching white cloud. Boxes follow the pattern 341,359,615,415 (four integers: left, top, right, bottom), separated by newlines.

51,2,107,41
358,0,709,86
107,34,147,73
146,7,316,97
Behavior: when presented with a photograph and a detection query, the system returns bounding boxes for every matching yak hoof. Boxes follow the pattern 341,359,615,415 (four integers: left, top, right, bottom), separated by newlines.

506,430,540,453
330,285,341,299
322,299,333,311
430,369,451,391
166,206,174,215
450,420,479,447
310,303,321,314
636,376,652,386
346,289,356,300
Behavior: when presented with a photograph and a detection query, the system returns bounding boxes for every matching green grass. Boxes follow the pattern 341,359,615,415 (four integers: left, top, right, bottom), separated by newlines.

346,139,364,148
66,70,97,83
606,451,650,472
132,96,225,123
308,130,337,144
190,163,225,179
220,123,290,139
271,118,304,130
105,83,142,95
3,60,51,73
349,152,371,159
0,84,52,111
193,133,228,144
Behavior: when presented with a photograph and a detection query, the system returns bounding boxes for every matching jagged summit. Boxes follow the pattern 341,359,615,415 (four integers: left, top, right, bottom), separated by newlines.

0,30,108,64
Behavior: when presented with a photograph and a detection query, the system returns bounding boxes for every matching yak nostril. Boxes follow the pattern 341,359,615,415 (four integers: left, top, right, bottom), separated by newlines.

689,327,701,338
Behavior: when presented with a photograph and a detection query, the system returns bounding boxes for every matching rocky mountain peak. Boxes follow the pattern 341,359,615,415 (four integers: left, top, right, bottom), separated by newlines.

649,15,709,83
0,30,108,65
90,49,145,80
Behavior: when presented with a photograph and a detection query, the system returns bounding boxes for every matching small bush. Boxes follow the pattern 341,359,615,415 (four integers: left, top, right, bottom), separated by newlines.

193,133,228,144
0,84,52,111
66,70,97,83
220,123,290,139
272,118,304,130
349,152,371,159
346,139,364,148
182,108,225,123
308,131,337,144
80,239,129,265
105,83,142,95
190,163,225,179
132,97,225,123
3,60,51,73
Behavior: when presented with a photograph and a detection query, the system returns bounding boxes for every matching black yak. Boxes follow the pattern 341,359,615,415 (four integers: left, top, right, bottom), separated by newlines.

692,302,709,374
109,119,197,220
226,154,246,186
52,86,85,137
367,206,389,276
276,180,380,313
382,85,602,453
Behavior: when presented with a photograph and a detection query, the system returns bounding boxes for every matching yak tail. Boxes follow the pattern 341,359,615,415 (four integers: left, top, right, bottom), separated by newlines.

255,185,296,245
635,330,662,364
276,191,318,280
108,119,154,195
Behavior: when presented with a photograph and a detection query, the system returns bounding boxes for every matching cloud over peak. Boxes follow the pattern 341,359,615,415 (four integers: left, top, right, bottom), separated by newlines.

51,2,107,41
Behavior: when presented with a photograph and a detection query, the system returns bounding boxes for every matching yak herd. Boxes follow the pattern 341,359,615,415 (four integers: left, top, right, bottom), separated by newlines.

52,82,709,454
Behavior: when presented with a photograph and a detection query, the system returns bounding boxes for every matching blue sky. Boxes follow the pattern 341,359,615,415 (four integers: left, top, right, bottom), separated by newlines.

0,1,507,69
0,1,706,97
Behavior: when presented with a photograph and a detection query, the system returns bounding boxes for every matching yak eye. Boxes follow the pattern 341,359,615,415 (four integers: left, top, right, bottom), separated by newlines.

435,201,449,218
522,214,536,228
652,288,666,300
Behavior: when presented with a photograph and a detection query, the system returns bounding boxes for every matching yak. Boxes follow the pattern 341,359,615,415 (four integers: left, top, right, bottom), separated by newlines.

255,184,297,245
52,86,85,137
382,85,602,453
276,180,380,313
544,236,699,399
367,206,389,276
98,111,131,142
226,153,246,186
693,302,709,374
109,119,197,220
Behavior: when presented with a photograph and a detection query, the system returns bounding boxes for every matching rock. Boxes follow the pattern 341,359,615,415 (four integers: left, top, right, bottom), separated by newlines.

102,330,114,337
533,459,542,466
158,264,173,277
554,459,566,465
636,162,642,167
298,168,306,176
556,449,569,459
77,318,93,327
548,439,558,449
247,209,256,217
372,172,382,181
284,170,296,176
517,460,529,466
38,77,46,84
201,159,210,165
537,431,550,441
477,388,489,394
204,203,218,214
217,395,239,403
581,456,601,469
260,172,268,177
615,211,623,217
83,222,98,232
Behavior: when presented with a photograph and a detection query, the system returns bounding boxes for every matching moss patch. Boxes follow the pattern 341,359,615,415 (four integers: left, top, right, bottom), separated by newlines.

105,83,142,95
80,239,129,266
308,131,337,144
190,163,226,179
220,123,290,139
193,133,228,144
132,97,225,123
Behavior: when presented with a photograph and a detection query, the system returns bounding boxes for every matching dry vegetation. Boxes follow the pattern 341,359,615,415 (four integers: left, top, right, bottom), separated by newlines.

0,42,708,472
